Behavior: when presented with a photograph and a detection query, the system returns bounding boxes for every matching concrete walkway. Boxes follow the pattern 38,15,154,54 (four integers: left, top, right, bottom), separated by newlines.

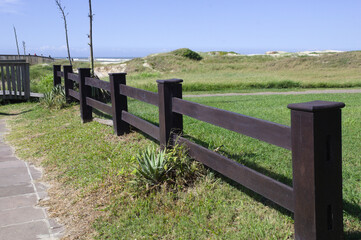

0,120,63,240
184,88,361,98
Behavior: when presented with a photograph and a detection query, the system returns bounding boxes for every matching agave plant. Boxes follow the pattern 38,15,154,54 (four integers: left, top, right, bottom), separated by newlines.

136,147,168,185
40,85,67,109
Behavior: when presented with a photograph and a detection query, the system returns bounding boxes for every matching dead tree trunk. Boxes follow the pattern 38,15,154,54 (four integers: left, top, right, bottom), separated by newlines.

13,26,20,57
55,0,72,65
88,0,95,77
22,41,26,55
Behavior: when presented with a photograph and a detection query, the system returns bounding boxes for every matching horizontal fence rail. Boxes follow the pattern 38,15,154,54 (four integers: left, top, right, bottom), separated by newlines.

86,97,112,115
172,98,292,150
122,111,160,141
57,71,64,78
68,89,80,100
119,85,158,106
174,135,294,211
53,65,345,240
68,73,79,83
85,77,110,91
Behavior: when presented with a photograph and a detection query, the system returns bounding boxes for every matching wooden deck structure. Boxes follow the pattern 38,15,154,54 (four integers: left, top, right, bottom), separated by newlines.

0,60,30,100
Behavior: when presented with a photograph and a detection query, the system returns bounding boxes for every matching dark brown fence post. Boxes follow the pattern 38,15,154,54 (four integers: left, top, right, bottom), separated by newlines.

109,73,129,135
63,65,73,103
157,79,183,148
53,65,61,86
78,68,92,123
288,101,345,240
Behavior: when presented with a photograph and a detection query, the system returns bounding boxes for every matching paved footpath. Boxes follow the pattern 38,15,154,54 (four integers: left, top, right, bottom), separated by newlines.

184,88,361,98
0,120,63,240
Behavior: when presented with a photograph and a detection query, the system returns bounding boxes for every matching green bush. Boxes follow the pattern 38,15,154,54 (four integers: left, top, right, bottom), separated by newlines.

30,64,53,80
171,48,203,61
135,147,168,185
134,143,205,191
40,84,67,109
31,74,53,93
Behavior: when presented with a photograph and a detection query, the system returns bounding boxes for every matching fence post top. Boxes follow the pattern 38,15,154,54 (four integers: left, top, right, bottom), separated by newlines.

108,72,127,76
156,78,183,84
78,68,91,71
288,100,345,112
63,65,73,68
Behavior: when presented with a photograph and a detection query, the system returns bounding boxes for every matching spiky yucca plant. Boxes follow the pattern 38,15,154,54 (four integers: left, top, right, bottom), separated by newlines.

136,147,168,185
40,84,67,109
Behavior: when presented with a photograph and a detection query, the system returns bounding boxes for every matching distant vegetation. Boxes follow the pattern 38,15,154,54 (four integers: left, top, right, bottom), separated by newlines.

124,49,361,92
29,49,361,93
171,48,203,61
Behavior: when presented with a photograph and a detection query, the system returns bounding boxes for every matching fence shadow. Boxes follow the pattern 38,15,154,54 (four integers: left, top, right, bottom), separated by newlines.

343,200,361,222
182,134,293,186
93,108,112,120
345,231,361,240
0,109,32,116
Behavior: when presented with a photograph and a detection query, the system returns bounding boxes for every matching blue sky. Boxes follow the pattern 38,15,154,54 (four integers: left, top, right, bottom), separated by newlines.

1,0,361,57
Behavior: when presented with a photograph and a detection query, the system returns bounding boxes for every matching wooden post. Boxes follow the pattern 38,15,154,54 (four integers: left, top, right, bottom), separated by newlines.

157,79,183,148
288,101,345,240
78,68,92,123
109,73,129,135
63,65,73,103
53,65,61,86
24,63,30,99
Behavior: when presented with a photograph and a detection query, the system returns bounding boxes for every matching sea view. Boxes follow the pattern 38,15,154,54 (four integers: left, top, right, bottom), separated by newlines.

55,57,134,64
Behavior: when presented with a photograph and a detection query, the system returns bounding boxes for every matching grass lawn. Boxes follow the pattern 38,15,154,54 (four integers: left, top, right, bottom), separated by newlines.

0,92,360,239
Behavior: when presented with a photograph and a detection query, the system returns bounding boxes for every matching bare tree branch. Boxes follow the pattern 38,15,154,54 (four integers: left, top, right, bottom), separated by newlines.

89,0,95,77
55,0,72,65
13,25,20,57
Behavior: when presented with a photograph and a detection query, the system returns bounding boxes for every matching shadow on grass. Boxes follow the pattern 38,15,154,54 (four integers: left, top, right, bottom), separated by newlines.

343,200,361,222
91,114,360,236
93,108,112,120
0,109,32,116
345,231,361,240
182,133,293,186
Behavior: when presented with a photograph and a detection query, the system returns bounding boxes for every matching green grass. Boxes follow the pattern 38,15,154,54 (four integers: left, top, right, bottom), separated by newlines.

0,93,360,239
122,50,361,92
28,50,361,95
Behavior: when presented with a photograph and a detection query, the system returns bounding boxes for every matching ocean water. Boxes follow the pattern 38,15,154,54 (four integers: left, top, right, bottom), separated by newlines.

57,57,134,64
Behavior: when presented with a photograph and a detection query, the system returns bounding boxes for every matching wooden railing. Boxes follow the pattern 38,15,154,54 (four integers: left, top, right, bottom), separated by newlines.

54,65,345,240
0,60,30,99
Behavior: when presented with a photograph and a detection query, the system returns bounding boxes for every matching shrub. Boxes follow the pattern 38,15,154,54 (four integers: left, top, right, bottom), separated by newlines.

31,74,54,93
135,147,168,185
134,143,206,191
171,48,203,61
40,84,67,109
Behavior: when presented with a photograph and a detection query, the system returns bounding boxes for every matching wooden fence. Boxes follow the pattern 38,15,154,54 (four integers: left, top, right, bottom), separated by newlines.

0,60,30,100
54,65,345,240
